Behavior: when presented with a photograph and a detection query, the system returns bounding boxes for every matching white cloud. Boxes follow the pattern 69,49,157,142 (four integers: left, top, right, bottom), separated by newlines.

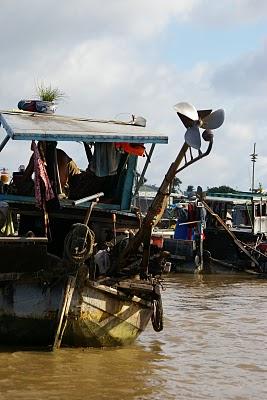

0,0,195,53
211,40,267,96
1,1,267,193
189,0,267,27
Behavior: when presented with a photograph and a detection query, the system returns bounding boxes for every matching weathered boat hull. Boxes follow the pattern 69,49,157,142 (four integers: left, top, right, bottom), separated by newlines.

63,283,153,347
0,275,153,348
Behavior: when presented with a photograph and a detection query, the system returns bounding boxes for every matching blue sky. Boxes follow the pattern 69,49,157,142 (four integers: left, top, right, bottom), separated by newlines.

164,22,267,66
1,0,267,192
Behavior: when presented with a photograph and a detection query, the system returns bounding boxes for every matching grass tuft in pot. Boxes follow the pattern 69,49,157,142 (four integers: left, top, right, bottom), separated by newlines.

36,83,65,102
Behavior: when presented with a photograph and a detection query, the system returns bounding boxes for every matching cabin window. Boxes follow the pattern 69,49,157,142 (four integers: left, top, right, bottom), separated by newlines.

262,203,267,216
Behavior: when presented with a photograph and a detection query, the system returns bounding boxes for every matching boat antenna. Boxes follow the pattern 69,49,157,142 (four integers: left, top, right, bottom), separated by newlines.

250,143,258,192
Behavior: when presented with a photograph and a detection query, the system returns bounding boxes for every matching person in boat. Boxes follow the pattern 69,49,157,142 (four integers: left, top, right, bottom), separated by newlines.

174,203,188,240
68,142,121,201
148,247,170,277
68,141,145,201
225,211,233,228
94,242,111,277
20,141,80,197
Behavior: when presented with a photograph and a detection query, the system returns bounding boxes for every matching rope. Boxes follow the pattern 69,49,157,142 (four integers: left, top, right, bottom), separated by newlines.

64,223,95,265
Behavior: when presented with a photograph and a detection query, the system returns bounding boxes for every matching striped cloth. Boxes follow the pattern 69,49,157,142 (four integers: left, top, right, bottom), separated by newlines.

32,141,54,208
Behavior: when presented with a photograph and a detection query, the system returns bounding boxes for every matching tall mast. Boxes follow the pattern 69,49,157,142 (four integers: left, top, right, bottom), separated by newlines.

250,143,257,192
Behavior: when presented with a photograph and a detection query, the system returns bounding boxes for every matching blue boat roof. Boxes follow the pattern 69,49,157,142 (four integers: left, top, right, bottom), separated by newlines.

0,110,168,144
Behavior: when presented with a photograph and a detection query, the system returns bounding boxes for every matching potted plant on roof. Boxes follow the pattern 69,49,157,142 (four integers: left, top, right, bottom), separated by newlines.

35,83,65,114
17,83,65,114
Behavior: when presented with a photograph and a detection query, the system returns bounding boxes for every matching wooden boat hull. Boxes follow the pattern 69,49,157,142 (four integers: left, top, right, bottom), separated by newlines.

0,275,153,348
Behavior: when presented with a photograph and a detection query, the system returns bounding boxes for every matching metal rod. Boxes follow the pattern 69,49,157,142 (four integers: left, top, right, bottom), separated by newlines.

54,146,63,194
112,213,117,245
250,143,257,192
176,140,213,174
0,135,10,152
179,220,201,225
134,143,155,197
84,201,98,226
72,192,104,206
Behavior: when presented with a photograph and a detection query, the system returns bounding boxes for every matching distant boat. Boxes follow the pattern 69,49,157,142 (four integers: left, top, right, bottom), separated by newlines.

161,191,267,276
203,191,267,275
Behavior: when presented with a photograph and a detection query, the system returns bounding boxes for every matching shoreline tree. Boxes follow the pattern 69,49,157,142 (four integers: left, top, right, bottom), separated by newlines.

207,185,236,193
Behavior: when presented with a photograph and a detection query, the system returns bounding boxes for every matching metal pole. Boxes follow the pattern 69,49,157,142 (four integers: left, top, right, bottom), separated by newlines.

72,192,104,206
250,143,257,192
133,143,155,197
252,146,255,192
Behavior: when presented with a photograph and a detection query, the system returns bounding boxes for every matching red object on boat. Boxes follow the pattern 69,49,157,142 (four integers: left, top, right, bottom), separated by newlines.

257,242,267,254
115,143,145,156
151,234,164,248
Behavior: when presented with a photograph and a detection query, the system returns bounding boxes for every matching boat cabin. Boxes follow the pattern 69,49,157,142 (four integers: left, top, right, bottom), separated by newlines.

0,110,167,270
205,191,267,236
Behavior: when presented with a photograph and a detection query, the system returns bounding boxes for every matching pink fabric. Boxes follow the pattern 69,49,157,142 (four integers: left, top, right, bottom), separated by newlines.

32,141,55,208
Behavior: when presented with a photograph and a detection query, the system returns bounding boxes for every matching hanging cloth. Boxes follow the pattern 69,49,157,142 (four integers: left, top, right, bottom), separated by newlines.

32,141,55,208
89,143,121,177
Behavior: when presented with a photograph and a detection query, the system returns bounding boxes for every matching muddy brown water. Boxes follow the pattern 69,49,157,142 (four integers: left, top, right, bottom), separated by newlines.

0,274,267,400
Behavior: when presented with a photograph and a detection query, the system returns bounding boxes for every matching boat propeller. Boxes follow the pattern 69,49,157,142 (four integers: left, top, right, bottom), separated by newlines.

173,102,225,150
119,101,225,270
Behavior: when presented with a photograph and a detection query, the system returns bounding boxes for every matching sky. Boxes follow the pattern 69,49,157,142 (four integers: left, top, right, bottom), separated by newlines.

1,0,267,192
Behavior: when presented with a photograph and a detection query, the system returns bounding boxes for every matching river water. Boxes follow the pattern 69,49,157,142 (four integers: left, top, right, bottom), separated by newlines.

0,274,266,400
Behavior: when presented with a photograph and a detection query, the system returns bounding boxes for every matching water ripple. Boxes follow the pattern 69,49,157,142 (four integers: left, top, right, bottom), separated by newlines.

0,274,266,400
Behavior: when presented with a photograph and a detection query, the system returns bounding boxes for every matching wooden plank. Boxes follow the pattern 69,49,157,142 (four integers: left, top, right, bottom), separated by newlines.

0,193,121,210
0,236,48,243
52,275,76,350
117,281,153,292
0,272,23,281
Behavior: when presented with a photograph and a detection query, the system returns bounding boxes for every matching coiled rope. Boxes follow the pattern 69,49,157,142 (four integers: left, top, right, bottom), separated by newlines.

64,223,95,265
